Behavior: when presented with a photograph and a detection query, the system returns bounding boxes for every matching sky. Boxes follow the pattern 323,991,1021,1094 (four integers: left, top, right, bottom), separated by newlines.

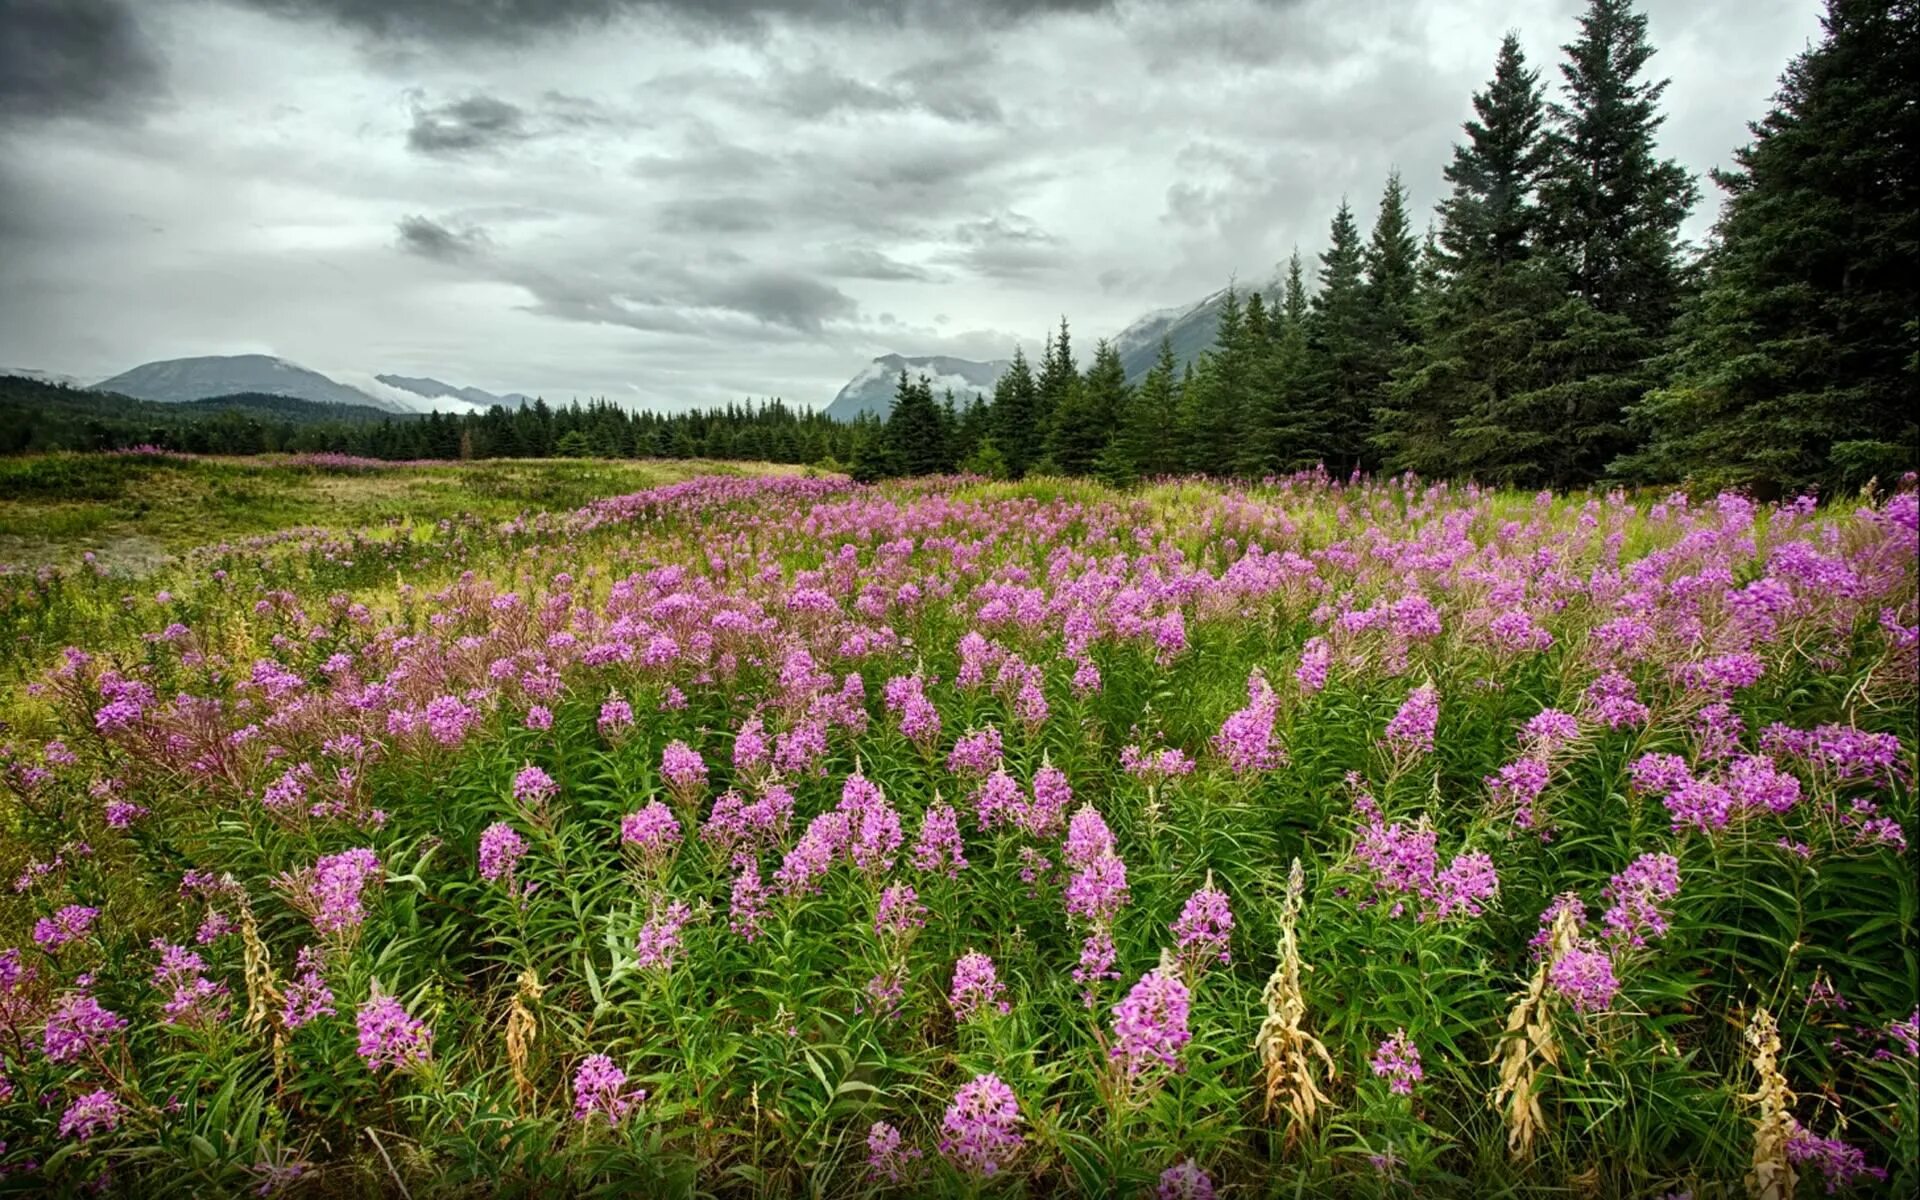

0,0,1825,411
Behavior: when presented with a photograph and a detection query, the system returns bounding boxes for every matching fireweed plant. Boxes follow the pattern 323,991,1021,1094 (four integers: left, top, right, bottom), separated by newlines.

0,470,1915,1196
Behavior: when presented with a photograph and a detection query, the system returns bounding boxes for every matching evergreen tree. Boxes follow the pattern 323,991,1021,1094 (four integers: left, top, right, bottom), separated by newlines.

1359,171,1421,444
1251,252,1322,472
1493,0,1698,485
1034,317,1078,449
884,371,948,476
1618,0,1919,495
1539,0,1697,332
1305,202,1372,470
1375,34,1555,479
989,347,1041,478
1185,287,1254,475
1102,336,1180,484
1051,339,1129,475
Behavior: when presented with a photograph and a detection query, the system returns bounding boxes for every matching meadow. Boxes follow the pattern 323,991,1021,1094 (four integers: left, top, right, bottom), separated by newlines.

0,459,1914,1197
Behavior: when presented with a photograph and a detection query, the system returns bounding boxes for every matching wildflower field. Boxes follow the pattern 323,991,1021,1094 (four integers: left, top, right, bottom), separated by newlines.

1,467,1915,1197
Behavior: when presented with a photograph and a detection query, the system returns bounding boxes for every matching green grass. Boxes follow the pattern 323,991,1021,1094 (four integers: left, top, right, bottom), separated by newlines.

0,453,807,572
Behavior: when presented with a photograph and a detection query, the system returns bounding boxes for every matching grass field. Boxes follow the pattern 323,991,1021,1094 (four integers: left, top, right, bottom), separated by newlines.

0,459,1914,1197
0,453,805,572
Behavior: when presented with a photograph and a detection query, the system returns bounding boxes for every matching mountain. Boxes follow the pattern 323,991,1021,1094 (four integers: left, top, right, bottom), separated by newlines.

91,355,408,413
2,367,84,388
376,374,534,411
824,354,1009,421
1112,271,1287,382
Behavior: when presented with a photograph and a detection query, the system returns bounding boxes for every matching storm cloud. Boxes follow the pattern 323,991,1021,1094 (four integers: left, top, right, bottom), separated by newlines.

407,93,531,154
395,214,493,261
0,0,1827,411
0,0,165,121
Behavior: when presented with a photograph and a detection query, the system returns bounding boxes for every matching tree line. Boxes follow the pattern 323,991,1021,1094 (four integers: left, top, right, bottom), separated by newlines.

863,0,1915,496
0,378,861,468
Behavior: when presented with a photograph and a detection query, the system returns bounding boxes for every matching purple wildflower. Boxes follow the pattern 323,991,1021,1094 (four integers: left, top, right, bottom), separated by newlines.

477,822,528,885
949,951,1011,1023
42,990,129,1062
873,883,926,943
634,900,693,970
32,904,99,950
1171,880,1234,969
1214,670,1282,772
1369,1029,1423,1095
909,801,968,878
1430,851,1500,920
1062,804,1116,871
58,1089,121,1141
1020,764,1073,839
1110,968,1192,1077
573,1054,644,1125
1158,1159,1215,1200
621,801,683,870
355,992,433,1071
1600,853,1681,947
1549,945,1620,1014
1383,684,1439,756
282,946,336,1030
866,1120,922,1183
660,740,708,799
728,861,766,942
512,765,557,807
947,726,1004,777
939,1073,1023,1177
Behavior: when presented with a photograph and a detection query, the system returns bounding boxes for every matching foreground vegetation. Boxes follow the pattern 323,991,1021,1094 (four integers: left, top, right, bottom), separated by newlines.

0,462,1913,1196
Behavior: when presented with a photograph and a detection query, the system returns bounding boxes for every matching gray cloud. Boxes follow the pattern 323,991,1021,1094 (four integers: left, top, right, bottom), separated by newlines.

820,245,939,282
234,1,1118,42
945,211,1068,280
407,93,530,153
764,62,1004,123
506,251,858,338
656,195,777,234
0,0,165,122
395,215,492,261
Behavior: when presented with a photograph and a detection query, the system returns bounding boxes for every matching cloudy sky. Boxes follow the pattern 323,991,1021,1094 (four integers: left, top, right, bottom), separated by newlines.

1,0,1822,410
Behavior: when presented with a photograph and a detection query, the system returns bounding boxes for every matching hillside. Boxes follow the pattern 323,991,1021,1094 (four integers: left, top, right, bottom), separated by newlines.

93,355,407,413
0,374,412,455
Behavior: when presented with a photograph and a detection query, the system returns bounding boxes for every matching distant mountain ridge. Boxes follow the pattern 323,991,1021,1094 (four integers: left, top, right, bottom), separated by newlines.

1111,271,1288,382
824,273,1288,421
2,367,84,389
377,374,534,411
93,355,409,413
824,354,1010,421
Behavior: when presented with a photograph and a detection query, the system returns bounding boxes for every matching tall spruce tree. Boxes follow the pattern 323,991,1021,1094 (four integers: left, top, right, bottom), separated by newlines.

1375,34,1555,479
884,372,948,476
1306,201,1372,471
989,346,1041,478
1049,339,1129,475
1186,287,1255,475
1493,0,1697,486
1101,336,1180,484
1618,0,1918,495
1252,252,1323,472
1033,317,1079,463
1359,171,1421,449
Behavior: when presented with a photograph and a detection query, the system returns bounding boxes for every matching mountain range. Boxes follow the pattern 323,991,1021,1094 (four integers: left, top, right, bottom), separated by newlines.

32,272,1271,424
83,355,532,416
826,273,1280,419
823,354,1012,421
94,356,412,413
376,374,534,411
